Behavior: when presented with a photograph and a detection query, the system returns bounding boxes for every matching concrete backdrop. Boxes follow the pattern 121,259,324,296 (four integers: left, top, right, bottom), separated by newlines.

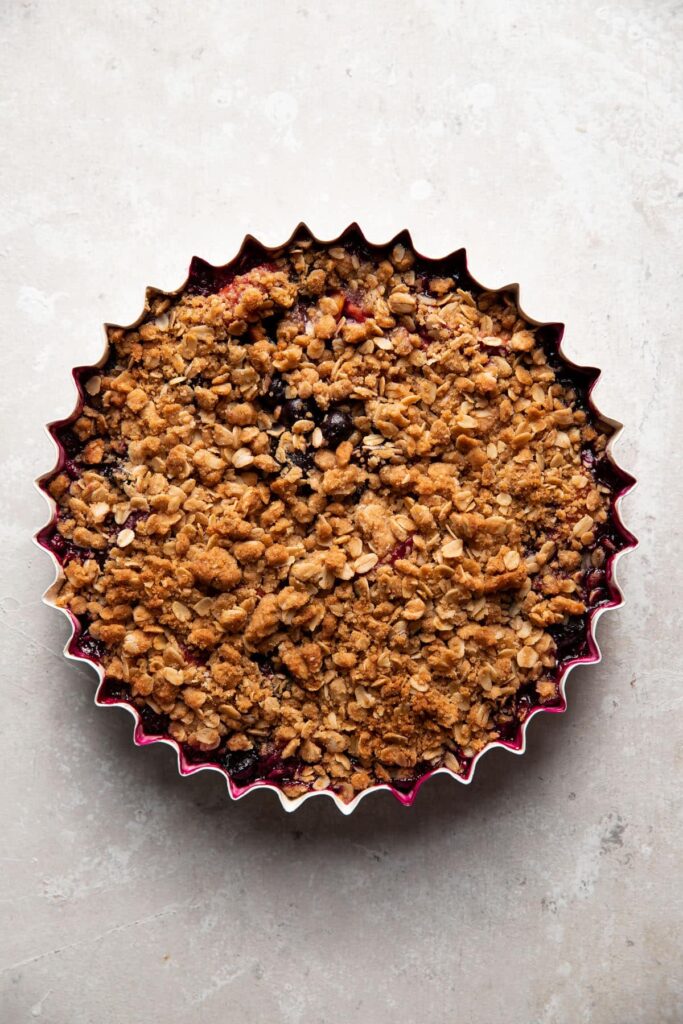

0,1,681,1022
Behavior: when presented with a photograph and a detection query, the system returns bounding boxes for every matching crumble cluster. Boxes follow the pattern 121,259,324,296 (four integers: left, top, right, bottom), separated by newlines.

48,238,614,801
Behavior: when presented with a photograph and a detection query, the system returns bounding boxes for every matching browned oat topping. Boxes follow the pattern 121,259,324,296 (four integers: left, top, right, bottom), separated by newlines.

47,235,618,802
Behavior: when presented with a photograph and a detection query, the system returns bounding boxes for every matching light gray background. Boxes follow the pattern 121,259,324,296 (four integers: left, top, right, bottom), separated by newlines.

1,2,681,1022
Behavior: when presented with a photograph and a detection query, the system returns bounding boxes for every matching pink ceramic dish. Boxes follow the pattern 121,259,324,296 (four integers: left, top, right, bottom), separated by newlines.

35,225,637,814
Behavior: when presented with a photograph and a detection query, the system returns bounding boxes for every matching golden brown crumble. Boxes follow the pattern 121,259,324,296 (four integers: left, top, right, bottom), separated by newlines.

47,236,618,802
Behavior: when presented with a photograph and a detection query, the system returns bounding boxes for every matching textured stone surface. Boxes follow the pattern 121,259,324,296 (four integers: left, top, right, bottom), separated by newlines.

0,2,681,1022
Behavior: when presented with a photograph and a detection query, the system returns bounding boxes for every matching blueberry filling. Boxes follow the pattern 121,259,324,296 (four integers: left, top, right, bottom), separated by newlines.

260,757,300,784
260,374,287,411
54,424,128,485
390,762,433,793
581,447,597,471
56,428,82,458
121,509,149,531
287,447,315,473
72,617,106,660
584,567,610,606
139,704,170,735
582,447,629,493
181,744,222,766
221,744,302,785
98,460,123,482
76,634,106,660
49,530,107,568
384,536,414,565
352,445,374,470
185,257,233,297
222,747,259,782
548,615,590,661
99,677,131,702
494,680,563,744
416,271,465,295
250,653,277,678
179,642,210,667
494,715,522,743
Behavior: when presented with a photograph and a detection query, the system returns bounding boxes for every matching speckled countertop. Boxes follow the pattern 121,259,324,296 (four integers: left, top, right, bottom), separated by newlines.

1,2,681,1022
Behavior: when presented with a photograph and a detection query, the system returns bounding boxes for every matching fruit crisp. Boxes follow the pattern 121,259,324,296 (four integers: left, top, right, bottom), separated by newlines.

44,231,624,802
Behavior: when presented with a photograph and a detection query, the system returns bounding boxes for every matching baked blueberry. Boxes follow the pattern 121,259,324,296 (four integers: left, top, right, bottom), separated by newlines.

321,409,352,447
281,397,314,425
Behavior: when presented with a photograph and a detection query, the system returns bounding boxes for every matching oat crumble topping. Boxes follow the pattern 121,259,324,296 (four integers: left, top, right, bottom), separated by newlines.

45,233,622,802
